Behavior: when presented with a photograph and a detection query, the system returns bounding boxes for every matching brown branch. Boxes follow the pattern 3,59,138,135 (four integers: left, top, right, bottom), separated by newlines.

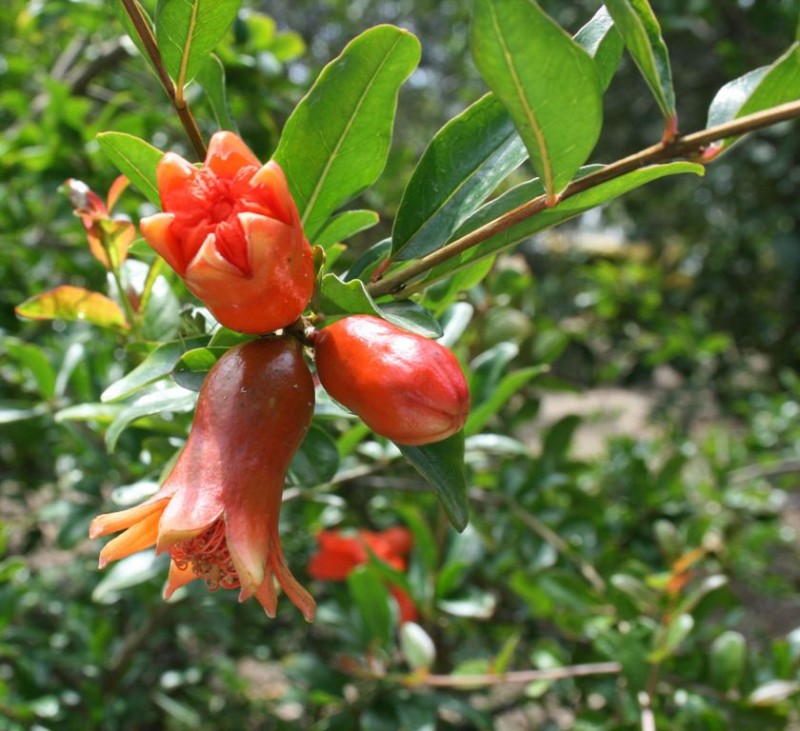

118,0,207,159
367,99,800,299
415,661,621,689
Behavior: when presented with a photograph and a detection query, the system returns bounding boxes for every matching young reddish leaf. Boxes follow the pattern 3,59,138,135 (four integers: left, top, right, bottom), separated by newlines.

15,285,130,331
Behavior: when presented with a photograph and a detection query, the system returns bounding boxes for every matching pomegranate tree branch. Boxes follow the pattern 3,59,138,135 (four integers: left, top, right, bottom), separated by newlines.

118,0,207,159
368,99,800,299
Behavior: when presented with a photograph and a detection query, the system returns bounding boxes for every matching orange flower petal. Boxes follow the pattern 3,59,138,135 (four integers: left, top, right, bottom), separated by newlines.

140,213,185,274
97,508,162,568
156,152,198,202
89,499,168,539
163,559,198,599
205,131,260,178
249,161,294,224
253,573,278,617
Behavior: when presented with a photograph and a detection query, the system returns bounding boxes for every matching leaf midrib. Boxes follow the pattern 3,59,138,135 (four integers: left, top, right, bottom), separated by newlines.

300,34,404,230
487,2,554,198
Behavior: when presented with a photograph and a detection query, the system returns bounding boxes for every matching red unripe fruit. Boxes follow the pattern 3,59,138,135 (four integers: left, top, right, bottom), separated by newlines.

314,315,470,446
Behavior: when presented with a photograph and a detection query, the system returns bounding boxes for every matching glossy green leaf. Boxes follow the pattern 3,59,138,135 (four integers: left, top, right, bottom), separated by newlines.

574,6,624,91
274,25,420,241
420,162,703,287
705,42,800,156
155,0,240,87
465,365,546,436
101,336,209,403
749,680,800,706
15,285,129,331
347,566,393,647
96,132,164,206
710,631,746,692
392,93,527,261
289,424,340,486
196,54,237,131
471,0,603,200
380,301,443,339
604,0,676,126
319,273,381,319
673,574,727,617
115,2,157,77
0,401,49,424
106,386,197,452
399,430,469,532
171,347,228,392
314,209,380,250
345,238,392,282
92,553,166,604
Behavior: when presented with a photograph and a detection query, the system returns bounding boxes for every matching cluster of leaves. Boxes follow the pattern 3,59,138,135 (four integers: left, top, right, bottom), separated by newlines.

2,0,800,729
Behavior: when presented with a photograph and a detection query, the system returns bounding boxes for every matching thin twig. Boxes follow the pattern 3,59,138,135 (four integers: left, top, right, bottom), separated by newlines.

118,0,207,159
415,661,621,689
367,99,800,299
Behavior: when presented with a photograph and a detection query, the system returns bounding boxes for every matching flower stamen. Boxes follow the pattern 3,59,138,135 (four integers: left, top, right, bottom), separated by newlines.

168,519,239,591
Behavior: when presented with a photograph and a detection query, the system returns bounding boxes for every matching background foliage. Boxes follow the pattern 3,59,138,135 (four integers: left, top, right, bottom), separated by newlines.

2,0,800,729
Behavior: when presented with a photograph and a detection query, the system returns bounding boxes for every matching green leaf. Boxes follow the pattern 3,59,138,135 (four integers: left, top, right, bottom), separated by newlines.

398,431,469,532
749,680,800,706
673,574,727,617
319,273,381,319
347,566,393,647
705,42,800,156
274,25,421,241
392,93,527,261
380,301,443,339
420,162,703,287
15,285,129,331
709,631,746,692
5,340,56,400
96,132,164,206
465,365,546,435
574,6,624,91
604,0,677,129
0,401,49,424
115,2,157,77
314,209,380,250
101,336,209,403
289,424,340,486
172,347,228,392
106,386,197,452
345,238,392,282
471,0,603,201
648,613,694,663
155,0,240,88
196,54,237,131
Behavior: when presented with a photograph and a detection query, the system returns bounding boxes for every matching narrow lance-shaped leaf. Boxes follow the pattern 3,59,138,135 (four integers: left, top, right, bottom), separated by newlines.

419,162,704,289
574,6,624,91
155,0,241,88
392,93,528,261
399,431,469,532
704,42,800,159
274,25,421,242
604,0,677,138
15,285,130,331
196,54,238,132
471,0,603,203
96,132,164,206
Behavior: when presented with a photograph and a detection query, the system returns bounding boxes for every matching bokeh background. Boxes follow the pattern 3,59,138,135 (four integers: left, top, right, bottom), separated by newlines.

2,1,800,728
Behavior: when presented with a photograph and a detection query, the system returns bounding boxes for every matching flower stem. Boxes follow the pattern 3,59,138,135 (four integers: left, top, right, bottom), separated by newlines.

118,0,207,159
367,99,800,299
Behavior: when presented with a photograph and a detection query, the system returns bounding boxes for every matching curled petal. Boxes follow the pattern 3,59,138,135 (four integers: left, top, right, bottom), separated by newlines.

140,213,185,274
253,574,278,618
249,161,295,225
205,131,260,178
156,152,198,202
184,232,250,295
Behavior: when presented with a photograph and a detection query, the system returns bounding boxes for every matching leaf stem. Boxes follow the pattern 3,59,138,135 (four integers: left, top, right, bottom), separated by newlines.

367,98,800,299
118,0,207,159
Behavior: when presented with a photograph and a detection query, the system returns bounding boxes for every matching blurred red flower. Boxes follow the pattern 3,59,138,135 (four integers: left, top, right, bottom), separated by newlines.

308,527,417,623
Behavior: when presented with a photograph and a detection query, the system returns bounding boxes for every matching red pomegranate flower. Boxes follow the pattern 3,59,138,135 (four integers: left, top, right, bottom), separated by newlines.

308,527,417,623
140,132,314,334
89,337,316,620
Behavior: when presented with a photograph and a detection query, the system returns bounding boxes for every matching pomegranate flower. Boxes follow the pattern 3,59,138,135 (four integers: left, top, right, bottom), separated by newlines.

308,528,417,623
89,337,316,620
140,132,314,334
